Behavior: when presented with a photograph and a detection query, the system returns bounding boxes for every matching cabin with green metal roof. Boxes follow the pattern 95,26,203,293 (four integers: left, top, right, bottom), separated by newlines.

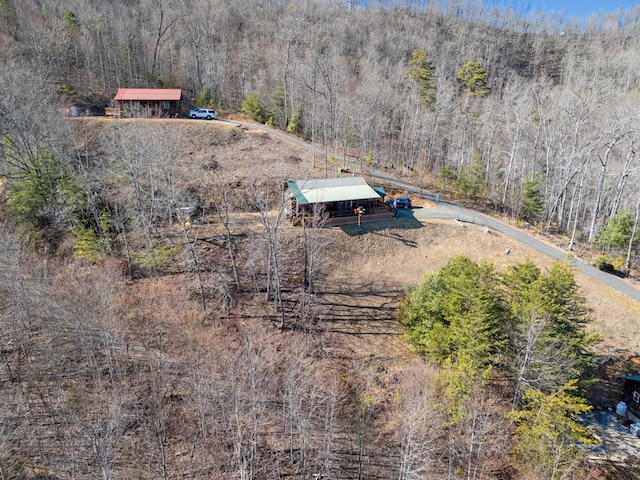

287,176,389,226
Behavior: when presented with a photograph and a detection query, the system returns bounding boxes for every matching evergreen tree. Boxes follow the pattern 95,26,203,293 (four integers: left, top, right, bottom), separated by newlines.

508,380,596,479
456,153,488,198
399,255,506,418
5,146,84,241
594,210,635,252
404,49,436,108
456,61,489,96
520,174,545,224
503,260,598,408
400,256,599,453
241,92,267,123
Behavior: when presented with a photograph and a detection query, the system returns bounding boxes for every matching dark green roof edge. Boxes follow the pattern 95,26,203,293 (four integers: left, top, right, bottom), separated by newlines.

620,375,640,382
287,180,309,205
372,185,386,198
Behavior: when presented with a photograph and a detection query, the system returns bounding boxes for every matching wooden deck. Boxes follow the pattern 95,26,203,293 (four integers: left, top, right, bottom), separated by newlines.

325,210,393,226
299,208,393,227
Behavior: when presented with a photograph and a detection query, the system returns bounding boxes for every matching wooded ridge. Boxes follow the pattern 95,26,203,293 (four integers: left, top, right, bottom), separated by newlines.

2,1,640,479
3,0,640,270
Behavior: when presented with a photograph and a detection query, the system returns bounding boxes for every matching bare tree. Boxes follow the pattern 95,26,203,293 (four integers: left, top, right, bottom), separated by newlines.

253,178,288,330
207,171,242,292
396,363,444,480
587,122,624,242
460,386,511,480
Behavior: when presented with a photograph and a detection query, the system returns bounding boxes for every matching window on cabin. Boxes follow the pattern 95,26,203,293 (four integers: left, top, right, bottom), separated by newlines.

160,101,170,110
633,391,640,404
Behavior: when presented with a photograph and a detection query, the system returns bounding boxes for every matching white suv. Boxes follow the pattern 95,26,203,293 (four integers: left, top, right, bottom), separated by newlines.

189,108,218,120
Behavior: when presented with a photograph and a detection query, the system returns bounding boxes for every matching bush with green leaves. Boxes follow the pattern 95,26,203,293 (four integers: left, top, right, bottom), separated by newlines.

286,105,303,134
5,146,84,243
399,255,598,460
137,238,181,274
267,85,285,128
195,86,215,109
593,211,635,252
73,209,116,262
241,92,266,123
593,254,614,271
455,154,488,198
64,10,80,33
436,165,457,191
73,225,101,262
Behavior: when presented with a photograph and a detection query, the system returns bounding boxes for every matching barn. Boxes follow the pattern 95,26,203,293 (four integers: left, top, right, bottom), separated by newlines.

111,88,182,117
287,176,390,226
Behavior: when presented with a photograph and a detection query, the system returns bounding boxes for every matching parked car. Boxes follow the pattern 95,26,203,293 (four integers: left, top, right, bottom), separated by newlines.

189,108,218,120
387,197,412,209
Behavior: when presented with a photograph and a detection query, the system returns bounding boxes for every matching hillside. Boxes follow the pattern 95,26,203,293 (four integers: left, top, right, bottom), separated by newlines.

4,0,640,477
73,117,640,356
2,117,639,479
4,0,640,257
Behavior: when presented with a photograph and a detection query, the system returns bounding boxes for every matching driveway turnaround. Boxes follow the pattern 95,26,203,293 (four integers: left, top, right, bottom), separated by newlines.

230,119,640,304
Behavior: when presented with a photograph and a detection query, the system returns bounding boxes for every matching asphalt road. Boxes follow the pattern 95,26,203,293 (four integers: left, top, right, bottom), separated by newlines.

228,119,640,303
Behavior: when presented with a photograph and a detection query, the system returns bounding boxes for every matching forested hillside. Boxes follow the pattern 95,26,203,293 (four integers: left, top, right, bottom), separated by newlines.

2,1,640,479
3,0,640,267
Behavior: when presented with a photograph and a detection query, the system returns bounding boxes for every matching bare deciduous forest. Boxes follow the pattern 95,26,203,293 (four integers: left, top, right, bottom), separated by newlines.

2,0,640,479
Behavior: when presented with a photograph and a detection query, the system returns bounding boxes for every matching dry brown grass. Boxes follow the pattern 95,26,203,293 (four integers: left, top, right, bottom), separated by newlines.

78,117,640,363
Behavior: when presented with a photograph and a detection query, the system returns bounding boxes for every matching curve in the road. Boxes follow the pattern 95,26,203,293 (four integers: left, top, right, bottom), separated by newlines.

227,119,640,303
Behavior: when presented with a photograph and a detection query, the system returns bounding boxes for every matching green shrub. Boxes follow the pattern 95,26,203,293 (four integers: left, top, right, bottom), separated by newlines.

5,146,84,238
436,165,458,191
73,209,116,262
286,110,303,134
196,86,214,108
593,211,635,252
73,225,101,262
593,255,614,272
137,238,181,274
613,256,626,271
58,83,77,98
241,92,266,123
520,174,544,224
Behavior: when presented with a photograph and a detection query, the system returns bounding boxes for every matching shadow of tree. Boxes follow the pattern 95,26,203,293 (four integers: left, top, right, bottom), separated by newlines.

314,280,406,335
338,216,423,237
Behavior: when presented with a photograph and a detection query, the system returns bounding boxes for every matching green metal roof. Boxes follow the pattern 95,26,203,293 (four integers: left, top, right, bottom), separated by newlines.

620,375,640,383
288,177,382,205
372,185,386,198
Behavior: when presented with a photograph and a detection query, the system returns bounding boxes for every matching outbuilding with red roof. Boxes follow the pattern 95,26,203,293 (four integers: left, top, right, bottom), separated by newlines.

112,88,182,117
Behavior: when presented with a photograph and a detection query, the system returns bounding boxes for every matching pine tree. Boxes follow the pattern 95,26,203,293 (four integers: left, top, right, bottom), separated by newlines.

404,49,436,108
456,61,489,96
508,380,596,479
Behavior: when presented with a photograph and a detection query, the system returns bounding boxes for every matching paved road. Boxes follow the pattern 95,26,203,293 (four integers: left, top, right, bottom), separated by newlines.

228,119,640,303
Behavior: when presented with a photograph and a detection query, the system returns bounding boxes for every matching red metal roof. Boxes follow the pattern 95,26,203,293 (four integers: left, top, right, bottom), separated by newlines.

113,88,182,101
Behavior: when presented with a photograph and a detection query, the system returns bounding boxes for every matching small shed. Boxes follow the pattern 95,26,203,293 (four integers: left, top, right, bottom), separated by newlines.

287,176,389,226
620,375,640,421
112,88,182,117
